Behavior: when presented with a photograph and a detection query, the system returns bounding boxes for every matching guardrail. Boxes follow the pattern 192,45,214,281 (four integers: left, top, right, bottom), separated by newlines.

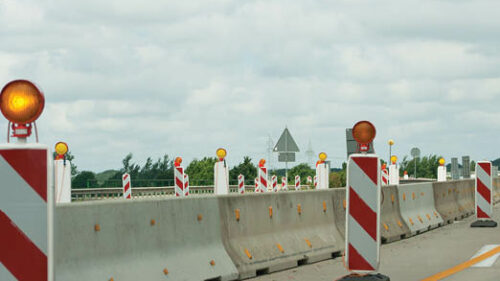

71,185,314,201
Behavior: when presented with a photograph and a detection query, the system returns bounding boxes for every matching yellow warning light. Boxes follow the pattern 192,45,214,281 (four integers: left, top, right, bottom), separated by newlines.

216,148,227,159
439,158,445,165
174,157,182,166
391,155,398,164
352,121,376,145
55,142,68,156
388,139,394,146
0,80,45,124
318,152,327,162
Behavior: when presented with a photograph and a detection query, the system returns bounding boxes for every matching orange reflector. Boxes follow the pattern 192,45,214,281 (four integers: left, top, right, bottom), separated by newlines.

163,268,169,275
418,216,423,223
235,209,240,221
297,204,302,215
383,223,389,231
343,199,346,210
0,80,45,124
412,192,416,200
150,219,156,226
323,201,327,212
409,218,414,225
426,214,431,220
210,260,215,266
391,194,395,203
276,243,284,253
352,120,376,144
197,214,203,221
94,224,101,232
421,192,424,196
403,193,406,201
269,206,273,218
304,238,312,248
244,248,252,259
397,220,403,227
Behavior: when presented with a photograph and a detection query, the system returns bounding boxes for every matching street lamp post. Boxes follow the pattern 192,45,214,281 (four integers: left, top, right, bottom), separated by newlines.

388,139,394,163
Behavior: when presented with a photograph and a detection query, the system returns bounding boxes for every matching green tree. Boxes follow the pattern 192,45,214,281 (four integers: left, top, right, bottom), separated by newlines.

185,157,218,185
288,163,315,184
229,156,257,184
72,171,97,188
470,160,476,172
399,154,442,178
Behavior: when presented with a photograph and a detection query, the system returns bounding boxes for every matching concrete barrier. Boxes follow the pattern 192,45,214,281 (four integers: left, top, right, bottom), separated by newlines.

218,190,343,279
331,188,346,239
453,179,475,217
380,185,411,243
55,197,239,281
398,183,444,236
494,177,500,204
433,181,462,224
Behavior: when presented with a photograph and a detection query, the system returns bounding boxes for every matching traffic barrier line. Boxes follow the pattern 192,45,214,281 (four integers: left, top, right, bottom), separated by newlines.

421,245,500,281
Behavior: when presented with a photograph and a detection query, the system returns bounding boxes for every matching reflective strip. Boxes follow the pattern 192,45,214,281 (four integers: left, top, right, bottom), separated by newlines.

349,160,378,212
347,215,377,269
0,156,47,254
174,167,184,196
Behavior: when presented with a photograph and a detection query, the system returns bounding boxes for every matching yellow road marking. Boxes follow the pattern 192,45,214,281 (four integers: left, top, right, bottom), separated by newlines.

421,246,500,281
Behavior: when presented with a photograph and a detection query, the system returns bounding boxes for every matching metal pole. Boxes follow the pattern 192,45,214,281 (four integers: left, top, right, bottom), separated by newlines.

389,146,391,164
414,158,417,178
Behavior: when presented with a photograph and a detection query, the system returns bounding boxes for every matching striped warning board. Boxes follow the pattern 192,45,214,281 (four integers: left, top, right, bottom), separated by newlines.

345,154,380,272
294,175,300,190
0,145,53,281
281,177,287,191
258,166,268,193
122,173,131,199
238,174,245,194
184,174,189,196
271,175,278,192
174,166,185,197
476,161,493,219
381,167,388,186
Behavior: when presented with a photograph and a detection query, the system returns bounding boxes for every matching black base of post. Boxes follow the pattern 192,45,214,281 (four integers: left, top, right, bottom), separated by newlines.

471,220,497,228
337,273,390,281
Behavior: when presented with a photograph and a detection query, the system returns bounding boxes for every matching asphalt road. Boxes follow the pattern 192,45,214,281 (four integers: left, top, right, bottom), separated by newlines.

251,205,500,281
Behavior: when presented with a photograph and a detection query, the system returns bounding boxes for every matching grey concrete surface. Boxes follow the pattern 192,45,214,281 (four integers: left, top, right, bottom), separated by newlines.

250,205,500,281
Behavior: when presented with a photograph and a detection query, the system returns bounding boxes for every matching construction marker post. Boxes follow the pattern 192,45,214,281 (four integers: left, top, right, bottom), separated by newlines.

294,175,300,190
314,175,318,189
437,158,446,182
174,157,185,197
281,176,288,191
340,121,389,281
238,174,245,194
254,178,259,192
214,148,230,195
271,175,278,192
0,80,54,281
471,161,497,227
307,176,312,184
122,173,132,199
316,152,329,189
54,142,71,203
184,174,189,196
258,159,268,193
381,164,389,186
388,156,399,185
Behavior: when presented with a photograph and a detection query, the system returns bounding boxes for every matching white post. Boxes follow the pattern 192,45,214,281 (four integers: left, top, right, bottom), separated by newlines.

54,159,71,203
389,164,400,185
437,166,446,182
214,160,229,195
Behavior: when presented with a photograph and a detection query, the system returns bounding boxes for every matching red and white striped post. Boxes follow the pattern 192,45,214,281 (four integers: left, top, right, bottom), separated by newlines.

0,80,54,281
281,176,288,191
122,173,132,199
184,174,189,196
294,175,300,190
271,175,278,192
174,157,185,197
238,174,245,194
314,175,318,189
258,159,268,193
254,178,259,193
340,121,388,281
381,164,389,186
307,176,312,184
471,161,497,227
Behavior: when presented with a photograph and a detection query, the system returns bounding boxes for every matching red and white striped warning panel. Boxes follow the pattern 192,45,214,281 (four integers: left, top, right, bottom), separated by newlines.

174,166,185,197
271,175,278,192
346,154,380,272
476,161,493,219
184,174,189,196
0,145,53,281
295,175,300,190
238,174,245,194
314,175,318,189
381,167,388,186
281,177,287,191
122,173,131,199
258,166,268,193
307,176,312,184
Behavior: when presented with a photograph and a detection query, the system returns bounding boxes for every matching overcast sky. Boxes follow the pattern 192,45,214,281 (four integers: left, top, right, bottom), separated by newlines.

1,0,500,172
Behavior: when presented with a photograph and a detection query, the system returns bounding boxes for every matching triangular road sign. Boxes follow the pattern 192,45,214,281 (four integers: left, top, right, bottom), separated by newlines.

273,128,300,152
